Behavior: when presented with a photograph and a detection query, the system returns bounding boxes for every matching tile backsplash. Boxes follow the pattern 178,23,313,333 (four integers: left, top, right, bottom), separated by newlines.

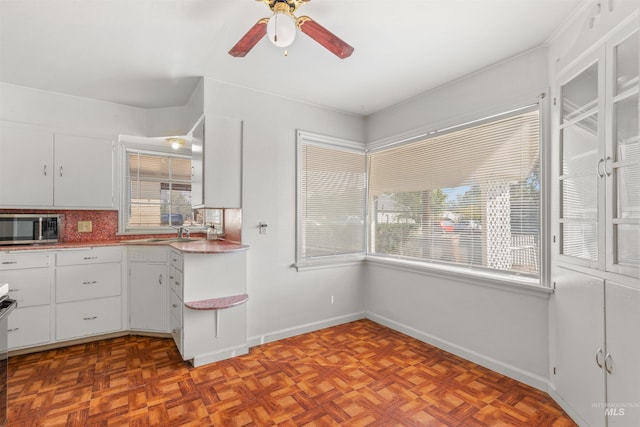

0,209,243,243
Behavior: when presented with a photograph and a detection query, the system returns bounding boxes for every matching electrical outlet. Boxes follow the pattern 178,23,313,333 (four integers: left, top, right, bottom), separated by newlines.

77,221,92,233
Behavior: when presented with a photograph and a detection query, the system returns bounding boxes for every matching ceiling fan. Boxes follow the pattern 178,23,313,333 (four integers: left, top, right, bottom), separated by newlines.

229,0,354,59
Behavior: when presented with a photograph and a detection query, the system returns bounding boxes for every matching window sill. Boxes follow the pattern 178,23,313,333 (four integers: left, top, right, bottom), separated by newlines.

365,255,552,298
293,254,366,271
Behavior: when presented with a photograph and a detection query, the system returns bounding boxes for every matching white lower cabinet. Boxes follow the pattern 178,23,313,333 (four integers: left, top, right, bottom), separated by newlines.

56,296,122,341
54,247,122,342
128,246,168,333
8,305,51,349
0,251,52,350
554,267,640,426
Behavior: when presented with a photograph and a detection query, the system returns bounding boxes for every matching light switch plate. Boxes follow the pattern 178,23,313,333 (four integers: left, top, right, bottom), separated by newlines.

77,221,92,233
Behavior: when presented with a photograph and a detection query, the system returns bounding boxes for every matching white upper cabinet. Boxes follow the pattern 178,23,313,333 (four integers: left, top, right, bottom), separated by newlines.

0,126,54,206
191,114,242,209
54,133,115,208
556,22,639,279
0,124,115,209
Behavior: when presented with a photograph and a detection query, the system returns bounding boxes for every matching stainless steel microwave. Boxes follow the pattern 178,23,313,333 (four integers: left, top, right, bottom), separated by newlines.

0,214,60,245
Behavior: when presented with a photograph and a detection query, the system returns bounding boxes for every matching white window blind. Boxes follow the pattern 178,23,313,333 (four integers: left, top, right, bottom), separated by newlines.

297,135,366,262
124,150,193,230
368,108,541,279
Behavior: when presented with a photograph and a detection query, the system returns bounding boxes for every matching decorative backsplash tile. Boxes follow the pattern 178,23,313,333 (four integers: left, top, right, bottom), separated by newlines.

0,208,243,243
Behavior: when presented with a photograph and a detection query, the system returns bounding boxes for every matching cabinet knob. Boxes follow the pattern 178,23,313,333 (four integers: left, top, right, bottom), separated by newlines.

175,281,180,286
172,304,178,308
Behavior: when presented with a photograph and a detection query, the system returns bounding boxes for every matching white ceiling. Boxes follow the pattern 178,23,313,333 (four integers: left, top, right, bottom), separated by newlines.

0,0,584,116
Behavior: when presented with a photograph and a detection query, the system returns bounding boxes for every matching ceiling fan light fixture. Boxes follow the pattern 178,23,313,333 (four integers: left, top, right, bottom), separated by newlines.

266,11,297,48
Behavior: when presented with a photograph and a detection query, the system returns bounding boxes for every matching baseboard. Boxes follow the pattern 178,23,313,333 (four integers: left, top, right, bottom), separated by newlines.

192,344,249,368
548,386,588,427
247,311,366,348
366,311,551,393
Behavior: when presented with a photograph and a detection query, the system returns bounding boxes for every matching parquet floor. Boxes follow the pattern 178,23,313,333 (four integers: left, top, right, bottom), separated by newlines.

7,319,577,426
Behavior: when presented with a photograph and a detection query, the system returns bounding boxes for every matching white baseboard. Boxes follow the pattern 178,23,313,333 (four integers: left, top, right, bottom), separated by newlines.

366,311,551,393
247,311,366,348
192,344,249,367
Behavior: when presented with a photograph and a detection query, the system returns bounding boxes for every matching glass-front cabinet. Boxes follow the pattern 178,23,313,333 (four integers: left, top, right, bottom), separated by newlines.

558,25,639,278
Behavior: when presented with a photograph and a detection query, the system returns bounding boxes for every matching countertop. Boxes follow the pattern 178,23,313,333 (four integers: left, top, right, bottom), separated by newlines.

0,238,249,254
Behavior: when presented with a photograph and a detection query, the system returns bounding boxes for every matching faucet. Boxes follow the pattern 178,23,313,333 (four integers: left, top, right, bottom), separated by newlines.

171,225,190,239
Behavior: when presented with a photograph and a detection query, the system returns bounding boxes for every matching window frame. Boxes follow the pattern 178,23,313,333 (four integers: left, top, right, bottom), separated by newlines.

295,130,367,271
118,138,198,235
366,102,550,290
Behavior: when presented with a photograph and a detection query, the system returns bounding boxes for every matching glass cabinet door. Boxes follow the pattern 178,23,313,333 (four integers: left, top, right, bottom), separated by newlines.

607,28,639,277
559,60,605,267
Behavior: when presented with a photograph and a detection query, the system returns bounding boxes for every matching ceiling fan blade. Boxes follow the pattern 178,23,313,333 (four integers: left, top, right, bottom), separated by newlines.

228,18,269,57
296,16,354,59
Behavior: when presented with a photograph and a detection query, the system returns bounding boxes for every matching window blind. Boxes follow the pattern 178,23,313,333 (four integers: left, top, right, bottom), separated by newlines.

368,108,541,278
125,150,193,230
298,141,366,260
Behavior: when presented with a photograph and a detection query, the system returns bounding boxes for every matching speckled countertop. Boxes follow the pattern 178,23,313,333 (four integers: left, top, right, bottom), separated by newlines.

0,238,248,254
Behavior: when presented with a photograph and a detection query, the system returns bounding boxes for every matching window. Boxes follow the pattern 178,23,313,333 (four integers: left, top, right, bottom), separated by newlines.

122,148,193,232
296,131,366,266
368,107,541,281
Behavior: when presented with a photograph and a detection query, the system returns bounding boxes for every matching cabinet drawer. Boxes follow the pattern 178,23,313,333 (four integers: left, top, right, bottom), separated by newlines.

1,268,51,308
0,252,49,270
56,246,121,266
169,250,183,271
8,305,51,350
56,296,122,341
169,265,183,299
56,263,121,303
128,246,167,263
169,310,183,357
169,290,183,323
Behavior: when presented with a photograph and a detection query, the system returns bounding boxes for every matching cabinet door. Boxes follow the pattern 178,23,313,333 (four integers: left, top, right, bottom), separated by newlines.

0,268,51,308
557,55,606,270
605,282,640,426
554,267,606,427
201,115,242,208
190,117,204,207
8,305,51,350
129,262,167,332
0,126,54,206
54,133,114,208
605,25,639,278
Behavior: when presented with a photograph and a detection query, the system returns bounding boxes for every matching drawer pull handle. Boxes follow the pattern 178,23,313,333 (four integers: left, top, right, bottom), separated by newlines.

158,274,163,285
8,328,19,332
1,261,17,265
8,288,19,292
169,275,174,280
82,281,97,285
83,316,98,321
83,256,98,260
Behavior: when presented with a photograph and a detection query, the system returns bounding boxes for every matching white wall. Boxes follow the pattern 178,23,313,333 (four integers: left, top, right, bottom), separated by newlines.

363,46,552,391
0,82,150,136
202,79,367,345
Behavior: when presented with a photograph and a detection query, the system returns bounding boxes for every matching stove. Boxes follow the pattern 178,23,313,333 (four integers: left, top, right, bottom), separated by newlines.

0,283,15,426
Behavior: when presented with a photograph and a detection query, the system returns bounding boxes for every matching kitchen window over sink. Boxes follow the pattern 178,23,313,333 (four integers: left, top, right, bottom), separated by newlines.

121,148,195,233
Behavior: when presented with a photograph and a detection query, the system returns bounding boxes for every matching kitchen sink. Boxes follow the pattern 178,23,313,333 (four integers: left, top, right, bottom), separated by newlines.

127,237,203,244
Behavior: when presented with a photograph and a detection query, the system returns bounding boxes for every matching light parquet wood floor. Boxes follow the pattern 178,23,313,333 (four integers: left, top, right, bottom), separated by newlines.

8,320,577,426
